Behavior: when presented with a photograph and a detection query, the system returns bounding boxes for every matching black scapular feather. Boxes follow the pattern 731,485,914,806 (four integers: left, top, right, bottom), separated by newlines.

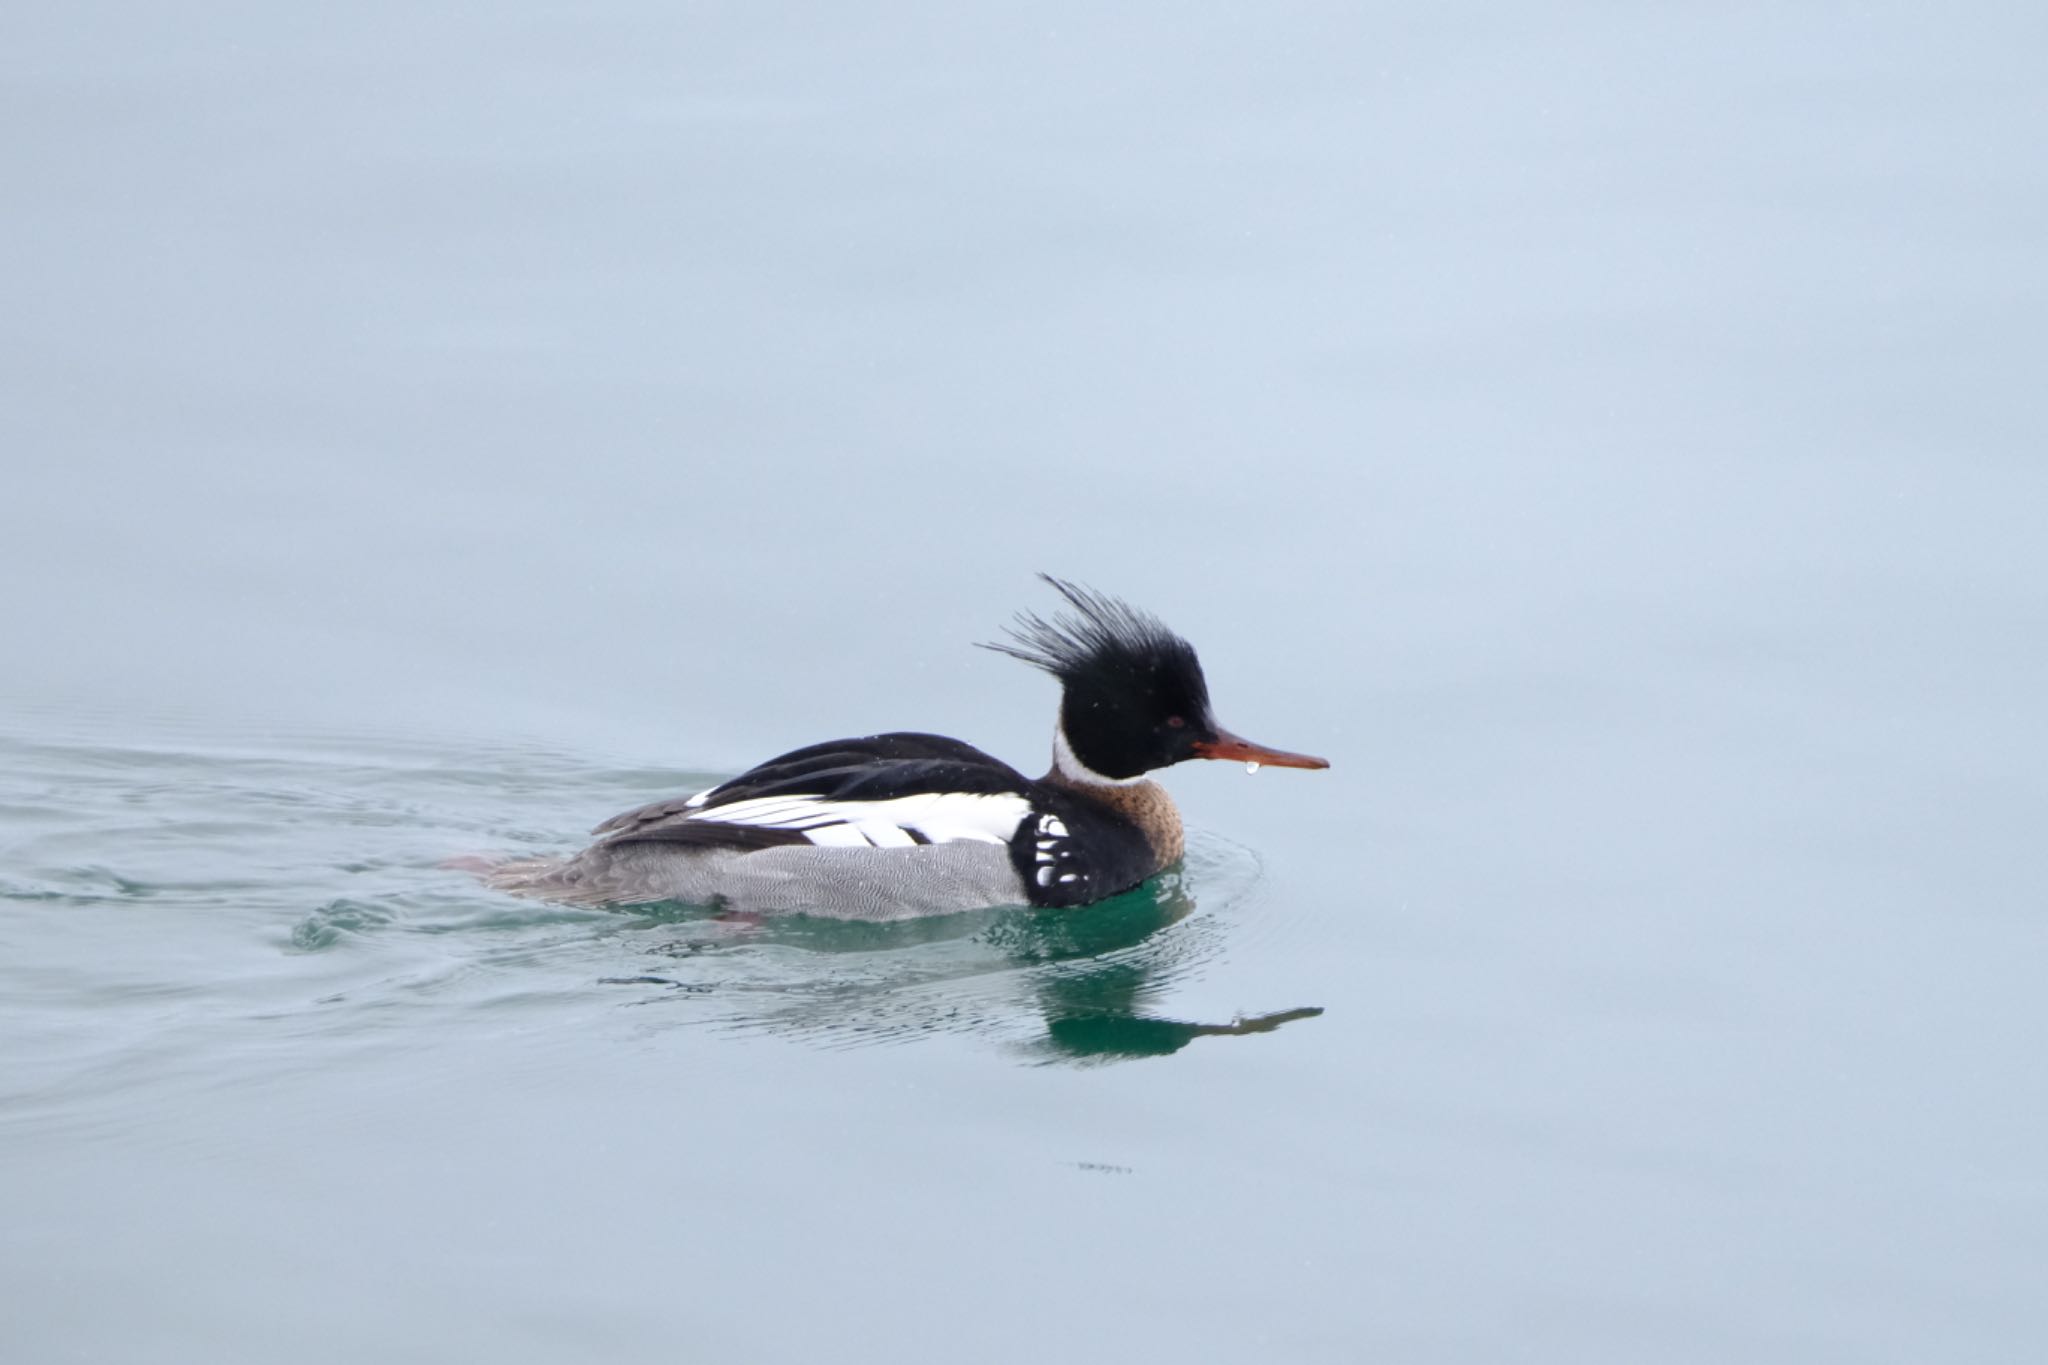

980,575,1209,705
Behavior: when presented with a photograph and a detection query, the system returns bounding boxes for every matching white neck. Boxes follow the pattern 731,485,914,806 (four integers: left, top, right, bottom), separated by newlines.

1051,722,1148,787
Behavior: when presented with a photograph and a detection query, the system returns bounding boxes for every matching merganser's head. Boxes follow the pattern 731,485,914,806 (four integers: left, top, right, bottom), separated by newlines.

983,575,1330,785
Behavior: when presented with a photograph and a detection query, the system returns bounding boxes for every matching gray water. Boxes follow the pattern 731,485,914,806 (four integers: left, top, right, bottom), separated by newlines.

5,4,2046,1361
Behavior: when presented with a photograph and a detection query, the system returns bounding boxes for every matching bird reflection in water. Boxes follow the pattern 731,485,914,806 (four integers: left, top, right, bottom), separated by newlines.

1033,960,1323,1062
614,858,1323,1063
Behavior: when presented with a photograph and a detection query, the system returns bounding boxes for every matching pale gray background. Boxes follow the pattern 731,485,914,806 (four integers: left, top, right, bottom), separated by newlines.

3,4,2044,1362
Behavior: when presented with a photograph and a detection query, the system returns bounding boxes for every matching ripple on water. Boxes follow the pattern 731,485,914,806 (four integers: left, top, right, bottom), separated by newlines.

290,899,403,951
1,724,1322,1071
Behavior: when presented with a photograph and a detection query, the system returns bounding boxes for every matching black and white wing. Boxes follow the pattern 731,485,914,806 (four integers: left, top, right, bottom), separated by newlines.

591,732,1035,853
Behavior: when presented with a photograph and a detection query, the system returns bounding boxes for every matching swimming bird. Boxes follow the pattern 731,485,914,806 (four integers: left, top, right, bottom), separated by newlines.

485,577,1328,919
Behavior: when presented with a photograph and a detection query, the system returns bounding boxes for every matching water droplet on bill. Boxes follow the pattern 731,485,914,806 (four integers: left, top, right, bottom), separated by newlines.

1245,761,1261,774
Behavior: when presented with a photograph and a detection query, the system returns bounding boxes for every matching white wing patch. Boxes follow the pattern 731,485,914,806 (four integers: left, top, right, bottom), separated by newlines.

689,792,1031,849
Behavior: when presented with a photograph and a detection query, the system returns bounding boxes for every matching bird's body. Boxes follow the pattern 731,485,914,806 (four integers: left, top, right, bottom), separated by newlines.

485,578,1326,920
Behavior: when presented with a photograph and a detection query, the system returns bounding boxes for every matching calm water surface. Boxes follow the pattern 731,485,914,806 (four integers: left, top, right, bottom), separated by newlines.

4,4,2046,1362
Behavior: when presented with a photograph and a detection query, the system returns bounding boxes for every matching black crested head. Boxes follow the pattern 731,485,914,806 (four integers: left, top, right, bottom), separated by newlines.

982,576,1206,696
981,575,1216,781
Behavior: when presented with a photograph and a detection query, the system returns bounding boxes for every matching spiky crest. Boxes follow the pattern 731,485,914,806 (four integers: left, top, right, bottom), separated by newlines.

980,575,1208,708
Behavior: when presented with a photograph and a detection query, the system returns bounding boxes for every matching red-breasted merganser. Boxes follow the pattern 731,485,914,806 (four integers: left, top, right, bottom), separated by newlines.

485,577,1328,919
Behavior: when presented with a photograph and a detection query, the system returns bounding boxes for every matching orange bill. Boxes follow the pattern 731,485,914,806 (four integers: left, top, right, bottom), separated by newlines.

1190,725,1330,770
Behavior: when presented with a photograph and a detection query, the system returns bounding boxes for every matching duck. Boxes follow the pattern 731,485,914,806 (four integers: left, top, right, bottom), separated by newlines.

484,576,1328,919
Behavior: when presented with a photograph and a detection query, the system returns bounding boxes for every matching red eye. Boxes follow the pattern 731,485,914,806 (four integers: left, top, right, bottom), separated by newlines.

1166,715,1186,729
